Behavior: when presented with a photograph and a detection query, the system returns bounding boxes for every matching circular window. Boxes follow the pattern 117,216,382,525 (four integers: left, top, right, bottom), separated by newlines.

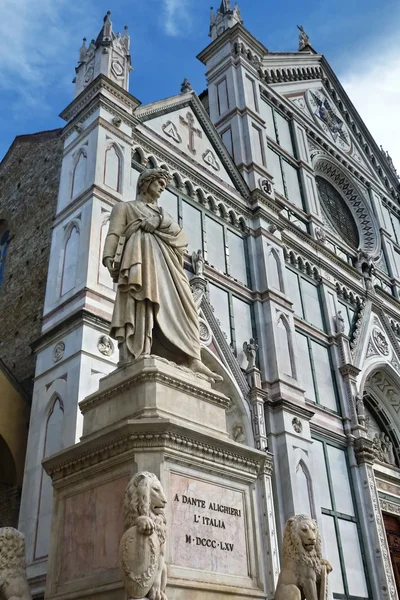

316,176,359,249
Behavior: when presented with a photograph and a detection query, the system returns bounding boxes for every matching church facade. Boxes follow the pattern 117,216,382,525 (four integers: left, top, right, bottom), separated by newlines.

3,3,400,599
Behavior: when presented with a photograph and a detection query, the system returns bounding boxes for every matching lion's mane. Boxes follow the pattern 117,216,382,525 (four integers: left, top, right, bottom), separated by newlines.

123,471,166,543
0,527,31,600
282,514,322,578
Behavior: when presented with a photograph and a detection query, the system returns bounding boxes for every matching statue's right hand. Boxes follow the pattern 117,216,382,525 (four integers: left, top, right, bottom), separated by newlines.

136,516,155,536
104,258,119,279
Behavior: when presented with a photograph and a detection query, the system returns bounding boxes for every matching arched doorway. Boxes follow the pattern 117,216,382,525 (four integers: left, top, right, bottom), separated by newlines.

362,367,400,594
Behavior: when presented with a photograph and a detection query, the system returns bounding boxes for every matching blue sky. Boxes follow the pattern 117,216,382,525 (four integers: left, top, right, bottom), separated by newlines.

1,0,400,167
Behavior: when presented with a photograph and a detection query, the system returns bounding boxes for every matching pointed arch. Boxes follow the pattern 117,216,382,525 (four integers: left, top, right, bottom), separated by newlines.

71,147,87,198
104,143,123,192
60,219,80,296
132,146,145,165
276,312,295,378
268,246,283,291
195,188,207,205
360,365,400,452
146,155,158,169
207,195,218,213
184,180,195,198
172,172,183,190
34,395,64,560
228,209,239,226
218,202,228,219
295,457,316,519
98,213,113,288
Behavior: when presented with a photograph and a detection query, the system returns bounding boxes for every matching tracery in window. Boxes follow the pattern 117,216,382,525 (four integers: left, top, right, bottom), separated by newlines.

316,176,359,249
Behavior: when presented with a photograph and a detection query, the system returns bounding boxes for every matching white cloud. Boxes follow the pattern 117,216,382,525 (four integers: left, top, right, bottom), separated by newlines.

340,35,400,175
0,0,96,115
163,0,193,37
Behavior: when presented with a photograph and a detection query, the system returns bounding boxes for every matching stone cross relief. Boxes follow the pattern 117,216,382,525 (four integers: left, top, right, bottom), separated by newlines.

179,112,202,155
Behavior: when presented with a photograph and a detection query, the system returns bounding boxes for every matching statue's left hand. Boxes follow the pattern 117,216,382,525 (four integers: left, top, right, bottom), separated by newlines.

141,216,161,233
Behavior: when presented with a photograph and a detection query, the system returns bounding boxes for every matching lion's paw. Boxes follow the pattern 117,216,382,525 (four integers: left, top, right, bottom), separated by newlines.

321,558,333,573
136,515,154,535
148,585,164,600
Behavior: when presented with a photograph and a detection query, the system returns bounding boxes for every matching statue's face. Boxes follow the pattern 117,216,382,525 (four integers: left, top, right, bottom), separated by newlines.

147,177,167,202
150,481,167,515
298,521,316,552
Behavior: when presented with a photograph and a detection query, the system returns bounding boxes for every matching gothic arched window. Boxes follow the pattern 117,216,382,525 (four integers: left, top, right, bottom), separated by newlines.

61,222,80,296
34,396,64,559
316,176,359,249
104,144,122,192
0,220,10,288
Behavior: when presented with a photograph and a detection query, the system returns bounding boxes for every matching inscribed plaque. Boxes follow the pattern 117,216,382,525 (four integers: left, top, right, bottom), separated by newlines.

169,473,248,575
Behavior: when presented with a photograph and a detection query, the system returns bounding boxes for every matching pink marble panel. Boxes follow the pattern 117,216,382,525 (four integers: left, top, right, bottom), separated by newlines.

59,475,128,583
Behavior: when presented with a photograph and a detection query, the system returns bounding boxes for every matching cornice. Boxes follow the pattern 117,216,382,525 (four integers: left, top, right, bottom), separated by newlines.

266,397,315,421
60,74,140,123
79,367,231,415
197,23,268,66
32,308,110,353
43,421,272,482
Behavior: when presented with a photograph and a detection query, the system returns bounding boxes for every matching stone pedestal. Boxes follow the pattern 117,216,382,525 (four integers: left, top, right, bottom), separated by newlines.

43,356,274,600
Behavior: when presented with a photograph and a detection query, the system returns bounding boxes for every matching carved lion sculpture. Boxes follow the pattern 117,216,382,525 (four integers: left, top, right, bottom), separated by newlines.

0,527,32,600
119,471,167,600
274,515,332,600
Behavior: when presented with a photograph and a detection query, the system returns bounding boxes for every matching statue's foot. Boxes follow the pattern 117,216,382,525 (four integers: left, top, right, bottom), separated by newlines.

188,358,223,382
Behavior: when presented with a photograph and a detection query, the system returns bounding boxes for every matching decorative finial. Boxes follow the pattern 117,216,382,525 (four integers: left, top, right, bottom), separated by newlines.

297,25,310,51
180,78,193,93
79,37,87,63
104,10,111,22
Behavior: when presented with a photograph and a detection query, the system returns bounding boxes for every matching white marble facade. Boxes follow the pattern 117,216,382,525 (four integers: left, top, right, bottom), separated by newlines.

18,7,400,600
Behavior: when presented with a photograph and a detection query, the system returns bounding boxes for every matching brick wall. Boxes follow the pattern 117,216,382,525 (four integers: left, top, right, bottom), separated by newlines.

0,129,63,395
0,483,20,527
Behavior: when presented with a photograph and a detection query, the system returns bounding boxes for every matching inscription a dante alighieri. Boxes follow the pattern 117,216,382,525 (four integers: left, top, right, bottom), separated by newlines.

174,493,241,553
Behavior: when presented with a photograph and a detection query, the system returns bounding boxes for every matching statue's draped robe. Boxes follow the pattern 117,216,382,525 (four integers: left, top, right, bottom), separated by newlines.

103,200,201,361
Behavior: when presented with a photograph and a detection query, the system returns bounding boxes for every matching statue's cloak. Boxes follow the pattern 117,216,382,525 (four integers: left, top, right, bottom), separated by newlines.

103,200,201,361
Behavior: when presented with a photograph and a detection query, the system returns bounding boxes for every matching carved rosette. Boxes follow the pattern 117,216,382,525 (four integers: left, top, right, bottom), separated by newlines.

199,318,212,345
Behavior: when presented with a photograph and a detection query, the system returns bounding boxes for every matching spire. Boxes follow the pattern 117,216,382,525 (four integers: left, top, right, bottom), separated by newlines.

180,78,193,93
74,11,132,97
209,1,243,40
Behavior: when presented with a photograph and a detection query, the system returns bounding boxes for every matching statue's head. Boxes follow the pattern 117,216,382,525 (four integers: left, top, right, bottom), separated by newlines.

136,168,172,204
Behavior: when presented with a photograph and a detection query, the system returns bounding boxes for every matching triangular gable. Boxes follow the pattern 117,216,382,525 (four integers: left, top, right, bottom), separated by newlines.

136,92,249,197
355,307,400,376
284,85,374,178
273,54,398,188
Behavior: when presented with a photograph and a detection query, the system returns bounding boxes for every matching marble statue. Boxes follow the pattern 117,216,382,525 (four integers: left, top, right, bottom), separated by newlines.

119,472,168,600
243,338,258,370
334,311,345,334
0,527,32,600
297,25,310,51
373,432,395,465
192,249,205,276
274,514,332,600
355,393,366,427
103,168,220,380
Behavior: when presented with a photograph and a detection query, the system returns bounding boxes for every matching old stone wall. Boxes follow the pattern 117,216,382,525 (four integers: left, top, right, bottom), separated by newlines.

0,129,63,395
0,483,20,527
